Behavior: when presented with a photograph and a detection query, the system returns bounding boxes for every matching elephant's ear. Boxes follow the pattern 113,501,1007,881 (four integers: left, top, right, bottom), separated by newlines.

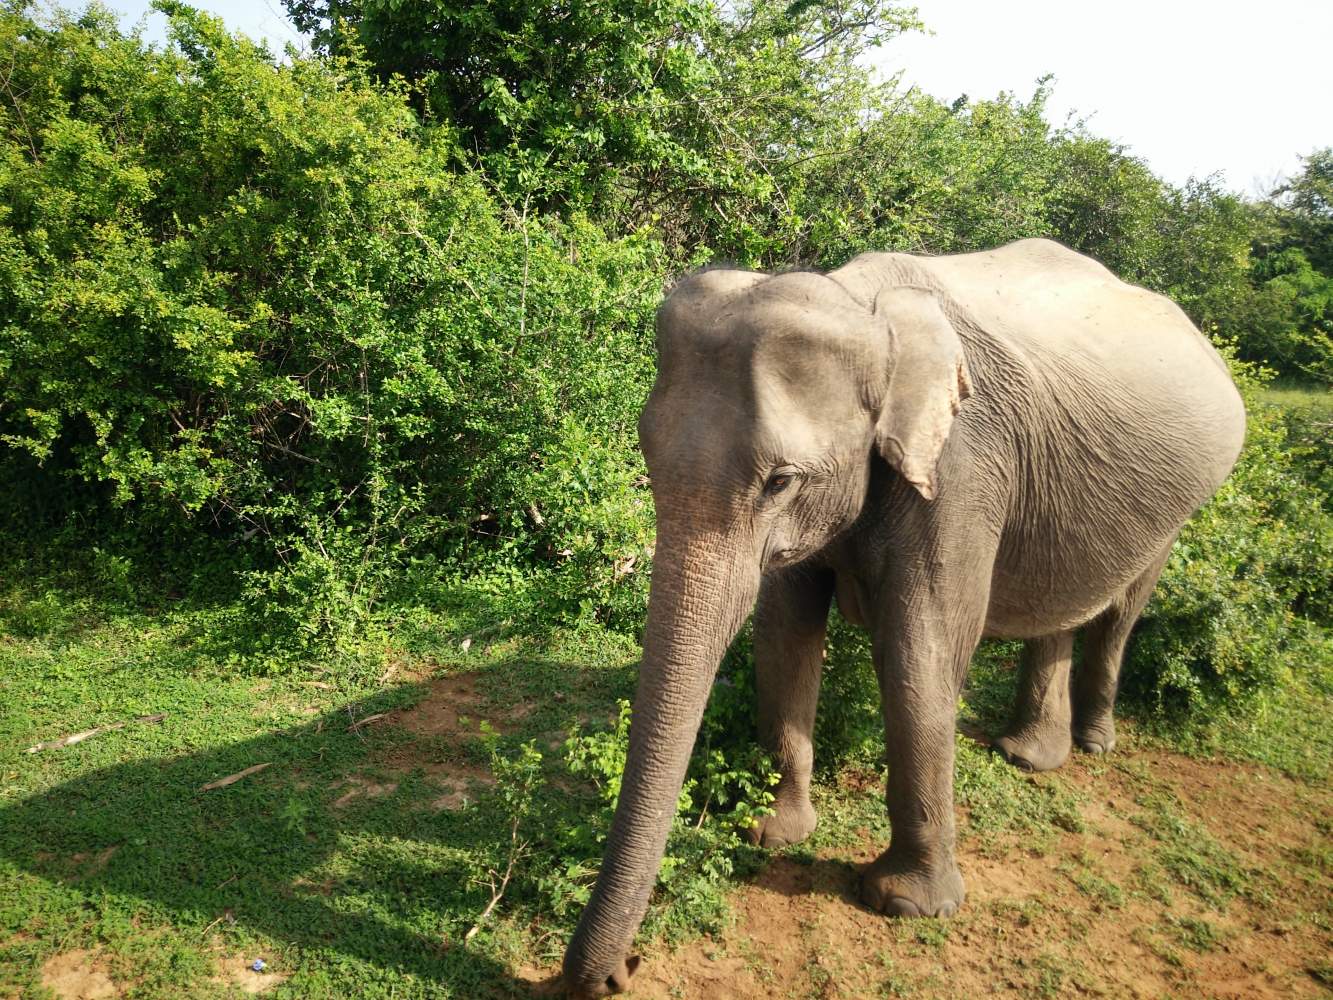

872,286,974,501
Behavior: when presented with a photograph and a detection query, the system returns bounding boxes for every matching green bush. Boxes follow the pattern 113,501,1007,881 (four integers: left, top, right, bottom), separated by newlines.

1237,249,1333,381
474,703,775,941
1272,390,1333,509
0,2,662,645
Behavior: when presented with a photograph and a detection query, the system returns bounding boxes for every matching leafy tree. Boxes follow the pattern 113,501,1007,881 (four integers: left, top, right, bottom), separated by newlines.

1237,149,1333,381
1272,147,1333,273
284,0,721,201
1045,135,1167,279
784,85,1060,267
283,0,920,251
1235,248,1333,381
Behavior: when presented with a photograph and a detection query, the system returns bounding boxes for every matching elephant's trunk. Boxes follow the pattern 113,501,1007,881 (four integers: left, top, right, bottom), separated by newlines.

562,523,758,997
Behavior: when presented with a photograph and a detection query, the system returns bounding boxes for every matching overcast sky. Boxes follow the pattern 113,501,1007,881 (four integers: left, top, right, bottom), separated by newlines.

110,0,1331,196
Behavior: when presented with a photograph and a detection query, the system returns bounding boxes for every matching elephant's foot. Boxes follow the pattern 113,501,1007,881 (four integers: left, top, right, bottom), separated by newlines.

994,722,1071,773
860,850,965,918
1073,714,1117,755
748,794,817,848
562,954,639,999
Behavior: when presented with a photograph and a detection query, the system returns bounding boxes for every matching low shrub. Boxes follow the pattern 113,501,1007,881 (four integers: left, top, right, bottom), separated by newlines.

474,702,776,942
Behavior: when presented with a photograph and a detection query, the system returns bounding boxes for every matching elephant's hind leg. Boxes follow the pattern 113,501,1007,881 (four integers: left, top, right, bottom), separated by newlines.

994,631,1074,772
1073,542,1173,754
749,566,834,849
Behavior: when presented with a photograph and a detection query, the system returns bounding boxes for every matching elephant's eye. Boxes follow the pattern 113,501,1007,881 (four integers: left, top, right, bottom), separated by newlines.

763,472,794,496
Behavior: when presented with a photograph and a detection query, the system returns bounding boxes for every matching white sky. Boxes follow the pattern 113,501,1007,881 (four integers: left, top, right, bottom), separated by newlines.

112,0,307,54
110,0,1332,196
877,0,1333,195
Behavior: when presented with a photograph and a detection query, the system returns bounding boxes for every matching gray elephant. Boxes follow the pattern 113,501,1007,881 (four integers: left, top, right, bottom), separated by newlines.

561,238,1246,997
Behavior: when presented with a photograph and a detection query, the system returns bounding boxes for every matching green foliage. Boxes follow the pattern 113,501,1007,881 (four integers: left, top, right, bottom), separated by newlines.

782,85,1059,267
1236,248,1333,381
1267,385,1333,507
564,700,635,811
0,1,662,645
1239,149,1333,382
0,0,1327,730
478,700,776,939
814,613,881,769
1271,147,1333,275
285,0,920,237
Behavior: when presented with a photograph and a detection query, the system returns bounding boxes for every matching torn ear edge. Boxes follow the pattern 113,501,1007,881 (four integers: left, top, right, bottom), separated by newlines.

871,286,974,501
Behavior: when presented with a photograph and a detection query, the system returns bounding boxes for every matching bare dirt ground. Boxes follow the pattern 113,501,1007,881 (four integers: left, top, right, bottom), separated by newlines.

616,751,1331,1000
39,950,119,1000
387,671,1332,999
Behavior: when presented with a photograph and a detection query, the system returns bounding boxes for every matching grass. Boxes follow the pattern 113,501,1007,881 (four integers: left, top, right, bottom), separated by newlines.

1258,380,1333,409
0,572,649,999
1130,792,1249,908
1167,915,1224,953
1063,862,1124,909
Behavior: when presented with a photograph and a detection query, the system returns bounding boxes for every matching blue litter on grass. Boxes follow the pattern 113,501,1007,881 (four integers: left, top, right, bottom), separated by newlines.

251,959,267,973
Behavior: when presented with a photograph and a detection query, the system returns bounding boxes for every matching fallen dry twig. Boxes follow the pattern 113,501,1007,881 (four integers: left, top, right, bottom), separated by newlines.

200,908,235,938
199,763,272,791
346,712,389,732
24,713,166,753
465,810,527,942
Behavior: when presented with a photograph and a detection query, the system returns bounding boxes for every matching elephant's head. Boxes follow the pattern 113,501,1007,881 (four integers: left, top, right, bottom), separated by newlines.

561,267,972,997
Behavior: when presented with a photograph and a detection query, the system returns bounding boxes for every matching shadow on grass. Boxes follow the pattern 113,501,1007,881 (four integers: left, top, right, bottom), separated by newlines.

0,652,638,998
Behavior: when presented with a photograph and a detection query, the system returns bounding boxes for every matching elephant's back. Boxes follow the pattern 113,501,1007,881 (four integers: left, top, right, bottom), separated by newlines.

914,239,1220,378
911,239,1246,489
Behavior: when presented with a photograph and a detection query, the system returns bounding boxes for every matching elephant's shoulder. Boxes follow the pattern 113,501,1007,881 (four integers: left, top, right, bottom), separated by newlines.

917,239,1116,289
992,238,1114,277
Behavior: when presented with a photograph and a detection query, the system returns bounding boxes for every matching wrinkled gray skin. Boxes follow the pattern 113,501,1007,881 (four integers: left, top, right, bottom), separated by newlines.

561,239,1246,997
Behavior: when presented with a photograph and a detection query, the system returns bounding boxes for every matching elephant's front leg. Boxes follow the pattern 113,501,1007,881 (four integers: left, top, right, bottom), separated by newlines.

749,566,834,849
862,584,988,918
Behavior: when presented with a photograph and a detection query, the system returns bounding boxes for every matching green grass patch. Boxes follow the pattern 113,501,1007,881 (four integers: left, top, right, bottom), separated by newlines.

1,528,1327,996
1167,915,1225,952
1259,382,1333,410
953,732,1084,850
1062,862,1125,909
1130,793,1249,907
0,573,778,997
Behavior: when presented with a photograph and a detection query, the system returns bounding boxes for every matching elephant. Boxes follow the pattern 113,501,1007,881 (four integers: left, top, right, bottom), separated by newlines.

561,238,1246,997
